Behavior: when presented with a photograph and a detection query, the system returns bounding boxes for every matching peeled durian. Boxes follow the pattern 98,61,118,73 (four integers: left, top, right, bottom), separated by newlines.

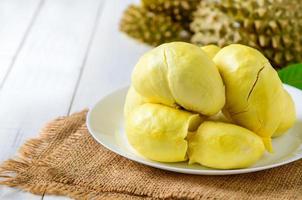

213,44,285,151
124,86,147,118
126,103,202,162
273,90,296,137
120,5,189,46
188,121,265,169
191,0,302,68
200,45,220,59
207,111,231,123
132,42,225,116
125,42,296,169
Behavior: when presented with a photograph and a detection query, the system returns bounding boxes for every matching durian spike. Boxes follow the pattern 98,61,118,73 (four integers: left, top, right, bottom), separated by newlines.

120,5,190,46
142,0,200,28
190,0,302,68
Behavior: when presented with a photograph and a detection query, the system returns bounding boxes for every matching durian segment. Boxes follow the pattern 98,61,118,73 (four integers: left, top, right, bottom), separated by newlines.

201,45,221,59
126,103,202,162
273,90,296,137
132,44,175,107
188,121,265,169
119,5,189,46
132,42,225,116
213,44,284,151
191,0,302,68
165,43,225,115
124,86,147,118
207,111,231,123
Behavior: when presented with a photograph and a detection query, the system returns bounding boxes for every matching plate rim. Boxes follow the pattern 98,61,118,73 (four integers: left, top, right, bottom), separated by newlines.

86,84,302,175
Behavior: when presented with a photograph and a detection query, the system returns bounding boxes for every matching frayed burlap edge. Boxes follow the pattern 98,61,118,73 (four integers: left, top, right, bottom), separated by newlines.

0,110,156,199
1,110,301,200
0,110,181,199
0,111,108,199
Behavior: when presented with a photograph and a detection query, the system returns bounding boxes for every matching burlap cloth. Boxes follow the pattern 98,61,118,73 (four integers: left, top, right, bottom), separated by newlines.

0,110,301,200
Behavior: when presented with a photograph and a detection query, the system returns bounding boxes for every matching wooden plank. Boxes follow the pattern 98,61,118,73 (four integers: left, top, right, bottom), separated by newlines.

70,0,150,112
0,0,42,85
0,188,70,200
0,1,44,198
0,0,104,163
43,195,70,200
0,186,45,200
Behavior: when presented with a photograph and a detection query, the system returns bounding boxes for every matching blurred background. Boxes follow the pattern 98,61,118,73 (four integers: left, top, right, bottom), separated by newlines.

120,0,302,69
0,0,301,199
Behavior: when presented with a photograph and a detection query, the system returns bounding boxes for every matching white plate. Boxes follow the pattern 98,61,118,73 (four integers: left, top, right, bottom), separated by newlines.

87,84,302,175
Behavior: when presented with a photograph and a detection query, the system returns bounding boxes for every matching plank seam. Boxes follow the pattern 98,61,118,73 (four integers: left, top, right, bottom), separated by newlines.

67,0,106,115
0,0,46,91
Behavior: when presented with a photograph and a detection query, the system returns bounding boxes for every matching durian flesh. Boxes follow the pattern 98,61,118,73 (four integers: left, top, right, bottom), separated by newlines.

132,42,225,116
213,44,285,151
188,121,265,169
126,103,202,162
125,42,296,169
273,90,296,137
201,45,221,59
124,86,146,118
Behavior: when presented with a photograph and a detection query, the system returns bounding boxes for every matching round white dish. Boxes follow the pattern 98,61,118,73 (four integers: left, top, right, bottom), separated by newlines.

87,84,302,175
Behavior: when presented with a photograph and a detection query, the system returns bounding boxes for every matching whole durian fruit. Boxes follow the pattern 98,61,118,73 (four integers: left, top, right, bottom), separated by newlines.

191,0,302,68
120,5,189,46
142,0,200,28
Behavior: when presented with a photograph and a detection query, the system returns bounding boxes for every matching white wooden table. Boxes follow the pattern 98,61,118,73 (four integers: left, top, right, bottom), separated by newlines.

0,0,150,199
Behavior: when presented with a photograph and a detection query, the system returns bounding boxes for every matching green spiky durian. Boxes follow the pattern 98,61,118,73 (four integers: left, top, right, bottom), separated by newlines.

120,5,190,46
142,0,200,28
191,0,302,68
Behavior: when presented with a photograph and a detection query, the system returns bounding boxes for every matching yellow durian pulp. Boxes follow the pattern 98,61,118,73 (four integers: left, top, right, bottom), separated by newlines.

124,86,146,118
273,90,296,137
126,103,202,162
207,111,232,123
132,42,225,116
201,45,221,59
188,121,265,169
125,42,297,169
213,44,285,152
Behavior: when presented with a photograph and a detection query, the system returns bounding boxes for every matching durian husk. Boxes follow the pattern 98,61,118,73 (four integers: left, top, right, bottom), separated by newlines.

120,5,190,46
191,0,302,68
142,0,200,28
